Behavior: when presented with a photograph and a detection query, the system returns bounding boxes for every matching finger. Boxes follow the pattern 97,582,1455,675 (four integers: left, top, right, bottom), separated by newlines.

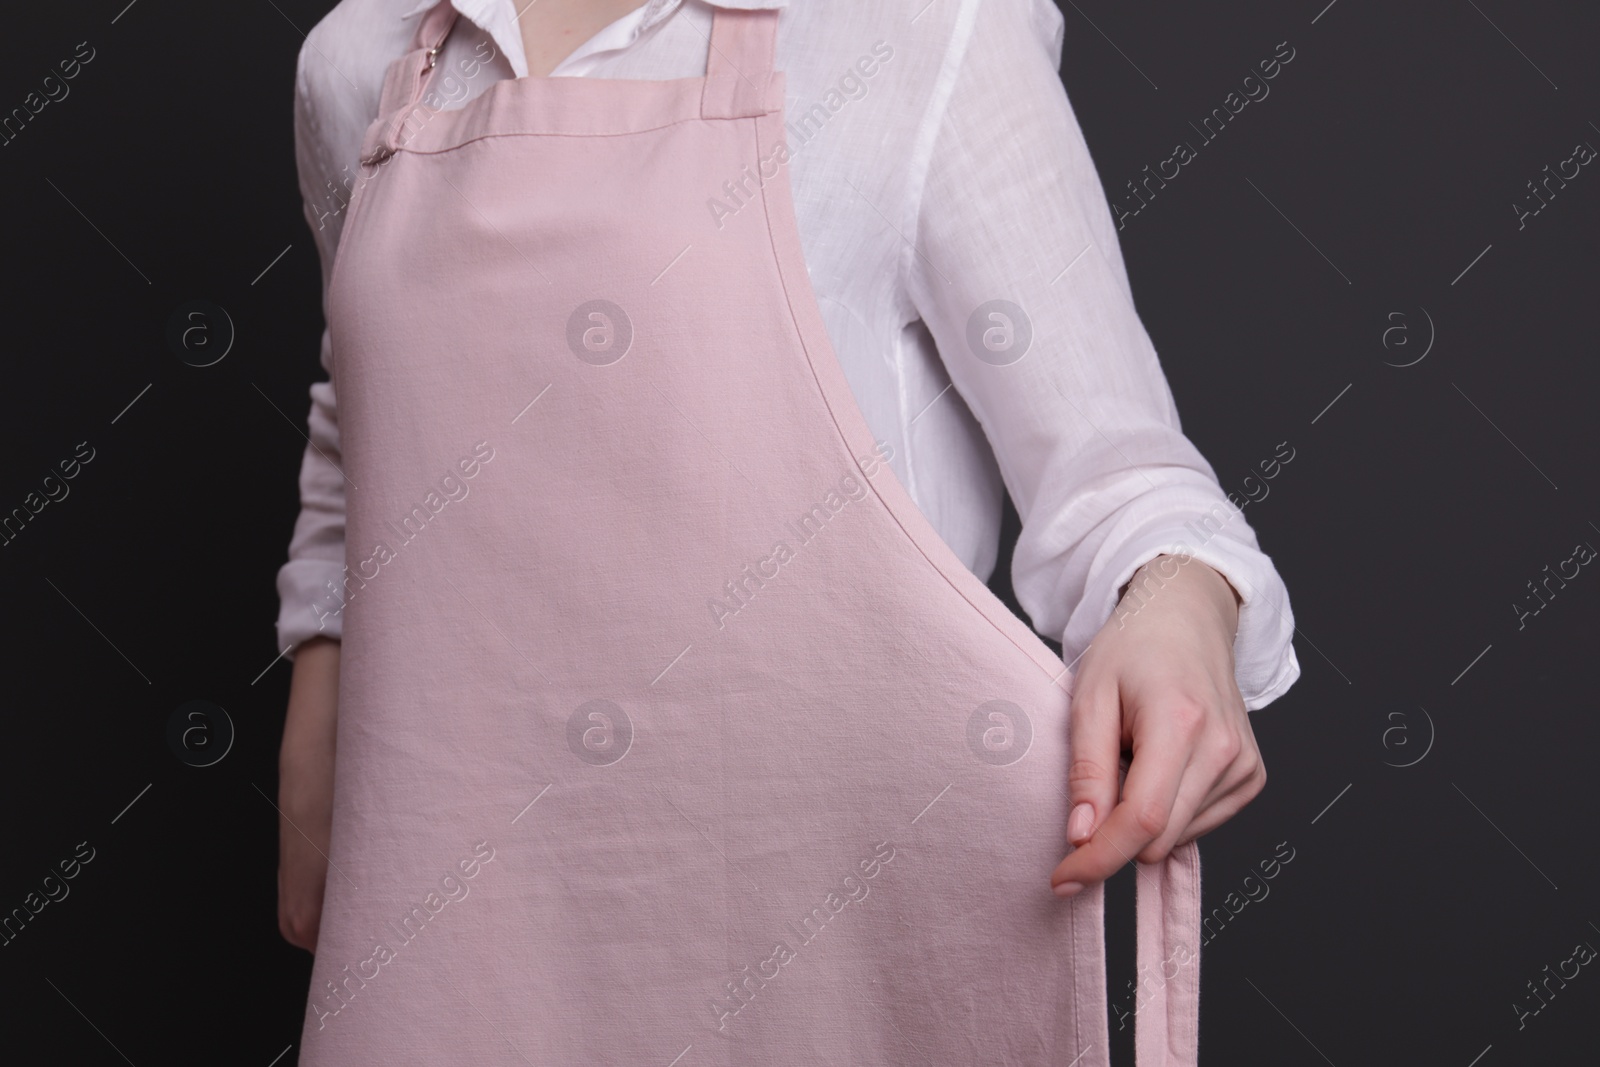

1174,761,1267,847
1138,726,1252,860
1162,726,1264,850
1052,717,1192,894
1133,760,1215,864
1064,678,1123,848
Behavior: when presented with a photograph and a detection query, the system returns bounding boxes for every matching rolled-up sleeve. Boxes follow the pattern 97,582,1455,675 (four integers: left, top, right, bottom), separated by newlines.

903,0,1299,708
274,40,351,658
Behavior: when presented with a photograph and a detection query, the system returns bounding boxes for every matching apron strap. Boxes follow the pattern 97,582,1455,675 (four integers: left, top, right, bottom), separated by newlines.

410,0,462,62
361,2,774,161
700,5,781,120
361,0,461,165
1134,839,1203,1064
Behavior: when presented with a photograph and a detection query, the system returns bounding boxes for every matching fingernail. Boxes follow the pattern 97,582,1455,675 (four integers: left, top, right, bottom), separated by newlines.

1068,802,1093,842
1053,881,1084,899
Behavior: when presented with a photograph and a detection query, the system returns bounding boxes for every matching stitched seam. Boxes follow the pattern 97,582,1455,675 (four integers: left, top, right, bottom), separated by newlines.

383,105,776,156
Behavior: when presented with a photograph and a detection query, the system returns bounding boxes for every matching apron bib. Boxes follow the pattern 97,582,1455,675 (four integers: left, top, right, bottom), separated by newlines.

303,4,1201,1063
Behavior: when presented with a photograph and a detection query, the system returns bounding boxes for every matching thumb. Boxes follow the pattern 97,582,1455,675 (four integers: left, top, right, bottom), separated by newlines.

1066,680,1122,847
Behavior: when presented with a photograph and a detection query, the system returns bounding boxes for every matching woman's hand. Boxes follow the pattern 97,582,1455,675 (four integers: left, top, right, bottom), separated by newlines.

277,635,341,952
1050,555,1265,897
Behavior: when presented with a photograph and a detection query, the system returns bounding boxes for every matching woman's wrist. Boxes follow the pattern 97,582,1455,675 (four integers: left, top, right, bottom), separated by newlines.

1119,554,1241,638
281,636,341,763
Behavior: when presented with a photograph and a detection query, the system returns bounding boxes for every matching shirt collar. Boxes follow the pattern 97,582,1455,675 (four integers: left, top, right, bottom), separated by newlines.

399,0,786,78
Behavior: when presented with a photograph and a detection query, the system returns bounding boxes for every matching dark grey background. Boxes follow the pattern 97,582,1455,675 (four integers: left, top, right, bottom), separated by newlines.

2,1,1595,1063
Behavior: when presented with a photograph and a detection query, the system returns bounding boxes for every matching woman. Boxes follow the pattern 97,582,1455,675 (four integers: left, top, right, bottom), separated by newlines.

274,1,1300,1063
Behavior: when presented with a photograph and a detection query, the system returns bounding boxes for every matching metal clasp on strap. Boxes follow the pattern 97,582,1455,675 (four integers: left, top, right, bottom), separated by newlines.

424,42,443,71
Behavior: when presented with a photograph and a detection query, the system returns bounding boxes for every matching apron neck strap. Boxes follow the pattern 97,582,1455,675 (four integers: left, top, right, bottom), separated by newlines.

411,0,461,62
405,1,777,82
372,0,780,151
706,4,779,80
701,5,781,119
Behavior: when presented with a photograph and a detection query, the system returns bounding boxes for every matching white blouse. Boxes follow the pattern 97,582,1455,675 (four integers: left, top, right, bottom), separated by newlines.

277,0,1301,708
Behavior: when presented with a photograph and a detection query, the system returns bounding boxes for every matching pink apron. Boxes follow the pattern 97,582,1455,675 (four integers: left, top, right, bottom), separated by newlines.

303,3,1203,1063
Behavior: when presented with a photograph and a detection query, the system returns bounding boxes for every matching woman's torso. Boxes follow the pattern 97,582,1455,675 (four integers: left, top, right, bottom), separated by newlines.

296,0,1056,588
